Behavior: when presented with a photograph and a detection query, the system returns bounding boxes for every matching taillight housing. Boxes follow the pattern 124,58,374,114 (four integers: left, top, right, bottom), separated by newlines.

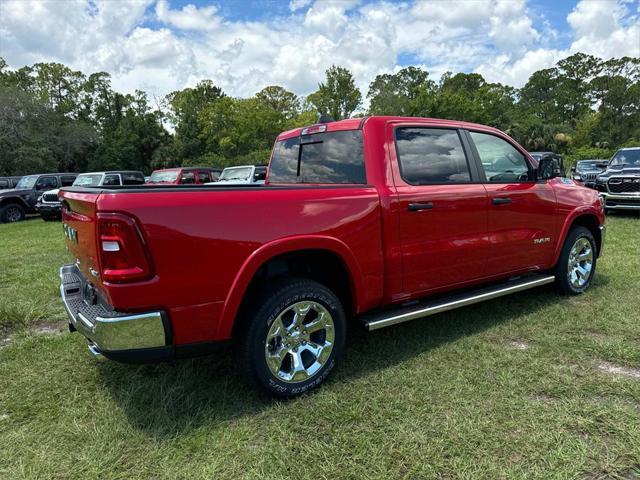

97,213,153,283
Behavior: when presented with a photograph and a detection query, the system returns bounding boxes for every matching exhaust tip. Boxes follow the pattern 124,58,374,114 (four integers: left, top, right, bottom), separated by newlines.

88,342,103,357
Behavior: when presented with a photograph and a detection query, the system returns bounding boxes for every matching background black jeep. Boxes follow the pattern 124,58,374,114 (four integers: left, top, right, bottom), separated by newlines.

0,173,76,223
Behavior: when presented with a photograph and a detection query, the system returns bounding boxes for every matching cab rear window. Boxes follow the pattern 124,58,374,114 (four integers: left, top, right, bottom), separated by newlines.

269,130,366,184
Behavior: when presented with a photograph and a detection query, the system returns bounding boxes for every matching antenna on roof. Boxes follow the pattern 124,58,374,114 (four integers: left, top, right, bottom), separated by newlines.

318,114,335,123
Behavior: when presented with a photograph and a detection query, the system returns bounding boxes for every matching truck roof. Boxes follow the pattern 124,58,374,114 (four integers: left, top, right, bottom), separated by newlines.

276,116,505,141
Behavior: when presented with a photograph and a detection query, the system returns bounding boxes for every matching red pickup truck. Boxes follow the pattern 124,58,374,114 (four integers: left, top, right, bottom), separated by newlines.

59,116,605,397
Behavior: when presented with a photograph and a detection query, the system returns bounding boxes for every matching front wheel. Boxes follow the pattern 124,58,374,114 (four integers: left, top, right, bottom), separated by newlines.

0,203,25,223
238,277,346,398
554,226,597,294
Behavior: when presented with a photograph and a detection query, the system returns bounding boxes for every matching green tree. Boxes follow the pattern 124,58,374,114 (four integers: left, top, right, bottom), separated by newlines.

308,66,361,120
367,66,435,116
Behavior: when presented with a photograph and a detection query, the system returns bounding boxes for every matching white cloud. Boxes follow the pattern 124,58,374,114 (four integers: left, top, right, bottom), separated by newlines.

0,0,638,102
155,0,220,31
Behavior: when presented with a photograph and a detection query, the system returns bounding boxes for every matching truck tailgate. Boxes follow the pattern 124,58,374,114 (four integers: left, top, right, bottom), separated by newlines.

60,190,103,290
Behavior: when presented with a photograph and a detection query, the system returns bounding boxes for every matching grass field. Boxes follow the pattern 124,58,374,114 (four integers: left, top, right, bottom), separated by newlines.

1,215,639,479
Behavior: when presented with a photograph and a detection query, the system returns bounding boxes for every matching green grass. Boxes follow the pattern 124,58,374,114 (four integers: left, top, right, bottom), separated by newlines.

0,218,71,333
1,215,639,479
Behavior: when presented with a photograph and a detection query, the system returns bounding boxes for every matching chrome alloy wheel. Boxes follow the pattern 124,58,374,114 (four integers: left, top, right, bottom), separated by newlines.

264,301,335,383
567,237,594,289
5,206,21,222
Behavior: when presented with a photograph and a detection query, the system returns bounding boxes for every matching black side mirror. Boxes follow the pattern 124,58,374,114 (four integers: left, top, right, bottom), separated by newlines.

570,166,576,173
537,156,561,180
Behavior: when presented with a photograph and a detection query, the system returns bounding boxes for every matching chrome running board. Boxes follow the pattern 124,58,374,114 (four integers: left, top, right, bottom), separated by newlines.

362,274,556,331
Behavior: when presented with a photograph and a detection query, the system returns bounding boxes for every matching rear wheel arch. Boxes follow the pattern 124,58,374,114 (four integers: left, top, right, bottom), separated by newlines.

219,239,363,340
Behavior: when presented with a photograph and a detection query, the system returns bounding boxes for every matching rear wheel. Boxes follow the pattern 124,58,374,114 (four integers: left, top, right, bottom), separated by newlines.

0,203,25,223
554,226,597,294
238,277,346,398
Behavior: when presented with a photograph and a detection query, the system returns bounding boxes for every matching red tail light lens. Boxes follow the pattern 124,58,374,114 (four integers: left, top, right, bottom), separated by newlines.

97,213,153,283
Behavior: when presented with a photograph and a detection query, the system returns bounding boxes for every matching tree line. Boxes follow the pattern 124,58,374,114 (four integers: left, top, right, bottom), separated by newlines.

0,53,638,176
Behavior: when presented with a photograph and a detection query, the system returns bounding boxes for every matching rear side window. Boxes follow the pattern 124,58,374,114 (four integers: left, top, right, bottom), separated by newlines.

122,173,145,185
269,130,366,184
60,175,76,186
395,128,471,184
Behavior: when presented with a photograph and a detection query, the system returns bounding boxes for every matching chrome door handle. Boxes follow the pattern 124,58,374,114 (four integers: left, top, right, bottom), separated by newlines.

408,202,434,211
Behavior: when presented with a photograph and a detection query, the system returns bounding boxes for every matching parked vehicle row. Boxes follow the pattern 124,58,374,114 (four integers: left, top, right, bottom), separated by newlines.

58,115,606,398
36,171,146,220
1,165,268,223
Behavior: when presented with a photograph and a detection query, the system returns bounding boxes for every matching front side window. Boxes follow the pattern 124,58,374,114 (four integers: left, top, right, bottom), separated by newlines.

181,172,195,184
198,171,211,183
470,131,530,183
395,128,470,184
269,130,366,184
103,175,120,186
36,176,58,190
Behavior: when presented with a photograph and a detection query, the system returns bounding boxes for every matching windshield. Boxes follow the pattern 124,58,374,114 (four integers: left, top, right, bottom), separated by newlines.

577,161,600,169
610,149,640,166
219,167,253,181
73,174,103,186
149,170,180,183
15,175,38,189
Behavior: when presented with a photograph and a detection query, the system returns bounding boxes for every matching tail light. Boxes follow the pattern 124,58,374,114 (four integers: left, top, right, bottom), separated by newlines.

97,213,153,283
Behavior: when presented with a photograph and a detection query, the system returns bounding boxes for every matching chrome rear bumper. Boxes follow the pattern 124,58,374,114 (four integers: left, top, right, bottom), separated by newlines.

59,264,171,362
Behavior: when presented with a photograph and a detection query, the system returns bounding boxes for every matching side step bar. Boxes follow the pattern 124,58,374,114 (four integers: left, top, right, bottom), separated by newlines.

362,274,556,331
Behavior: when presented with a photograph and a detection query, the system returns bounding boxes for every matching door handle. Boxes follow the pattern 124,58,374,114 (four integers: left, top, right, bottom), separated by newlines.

492,197,512,205
408,202,434,211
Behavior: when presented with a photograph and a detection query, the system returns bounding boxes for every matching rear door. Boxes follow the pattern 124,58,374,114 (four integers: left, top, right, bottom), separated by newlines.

391,125,489,295
466,130,557,275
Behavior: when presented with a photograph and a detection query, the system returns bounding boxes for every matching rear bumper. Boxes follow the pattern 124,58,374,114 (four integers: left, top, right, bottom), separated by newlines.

59,264,173,363
599,192,640,210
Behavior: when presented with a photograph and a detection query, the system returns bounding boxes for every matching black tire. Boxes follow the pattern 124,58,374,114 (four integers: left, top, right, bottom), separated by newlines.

554,226,597,295
238,277,346,398
0,203,25,223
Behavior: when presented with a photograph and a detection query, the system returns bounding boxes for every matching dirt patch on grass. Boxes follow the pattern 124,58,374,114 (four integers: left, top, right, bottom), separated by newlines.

597,361,640,380
509,340,529,350
528,393,558,403
31,321,67,335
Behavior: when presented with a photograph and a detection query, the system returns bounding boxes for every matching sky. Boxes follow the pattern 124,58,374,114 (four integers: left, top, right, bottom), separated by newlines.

0,0,638,101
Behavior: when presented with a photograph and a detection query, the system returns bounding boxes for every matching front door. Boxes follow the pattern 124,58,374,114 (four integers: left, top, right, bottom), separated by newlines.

392,126,489,296
467,130,557,275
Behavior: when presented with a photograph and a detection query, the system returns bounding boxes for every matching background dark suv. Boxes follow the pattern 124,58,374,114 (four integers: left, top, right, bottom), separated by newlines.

0,173,76,223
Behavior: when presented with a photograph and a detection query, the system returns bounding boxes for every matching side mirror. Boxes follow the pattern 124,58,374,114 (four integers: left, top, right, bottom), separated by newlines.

537,156,561,180
570,166,576,173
